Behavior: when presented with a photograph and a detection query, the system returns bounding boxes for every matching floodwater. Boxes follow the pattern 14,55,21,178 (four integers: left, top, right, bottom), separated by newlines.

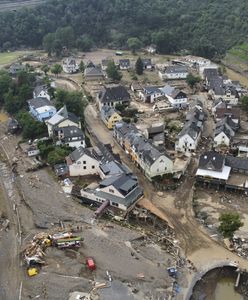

215,277,244,300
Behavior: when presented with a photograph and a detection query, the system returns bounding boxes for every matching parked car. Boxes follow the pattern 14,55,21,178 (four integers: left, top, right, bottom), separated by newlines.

86,257,96,270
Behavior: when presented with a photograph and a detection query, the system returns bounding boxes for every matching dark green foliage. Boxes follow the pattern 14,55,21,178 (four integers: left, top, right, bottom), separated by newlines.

127,37,143,54
135,57,143,75
106,61,122,81
0,70,33,114
219,212,243,238
17,112,47,139
79,60,85,72
55,89,88,119
38,140,71,165
186,73,201,89
241,95,248,111
51,64,62,76
0,0,246,58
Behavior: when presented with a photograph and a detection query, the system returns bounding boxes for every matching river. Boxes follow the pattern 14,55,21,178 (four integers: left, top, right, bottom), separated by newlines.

215,277,244,300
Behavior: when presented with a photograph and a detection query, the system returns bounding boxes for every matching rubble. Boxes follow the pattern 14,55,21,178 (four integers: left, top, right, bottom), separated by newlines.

22,230,84,276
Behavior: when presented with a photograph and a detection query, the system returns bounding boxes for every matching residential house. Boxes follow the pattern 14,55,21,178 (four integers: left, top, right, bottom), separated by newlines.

28,98,56,122
97,85,130,110
9,63,25,76
203,68,219,84
114,122,173,180
98,160,132,179
214,122,235,147
33,85,50,101
215,107,240,125
79,173,143,211
8,118,20,134
100,106,122,129
54,126,85,148
139,86,163,103
145,44,156,54
196,151,248,192
46,106,81,137
160,85,188,108
84,66,104,81
211,99,227,115
66,147,99,177
27,145,40,157
130,82,143,92
62,57,79,73
159,66,188,80
119,59,131,70
196,151,230,185
175,107,204,153
101,59,112,71
207,75,239,105
142,58,153,70
144,124,165,149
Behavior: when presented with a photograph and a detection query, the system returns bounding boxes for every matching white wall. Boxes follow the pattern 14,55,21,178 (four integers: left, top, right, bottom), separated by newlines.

176,134,198,153
214,132,230,146
69,154,99,176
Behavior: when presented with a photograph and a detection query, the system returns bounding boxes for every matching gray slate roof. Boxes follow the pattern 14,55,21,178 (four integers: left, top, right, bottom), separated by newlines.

28,97,51,109
99,85,130,103
84,67,104,77
198,151,224,171
164,66,188,74
226,156,248,171
69,146,96,162
33,85,48,97
56,126,85,139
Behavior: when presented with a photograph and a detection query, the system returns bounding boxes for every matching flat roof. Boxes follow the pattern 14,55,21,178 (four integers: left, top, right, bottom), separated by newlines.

196,166,231,181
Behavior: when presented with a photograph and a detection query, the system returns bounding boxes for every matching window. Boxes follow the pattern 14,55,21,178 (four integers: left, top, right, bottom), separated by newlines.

109,188,114,193
83,161,86,164
92,166,95,169
77,161,81,165
112,202,118,207
83,166,86,170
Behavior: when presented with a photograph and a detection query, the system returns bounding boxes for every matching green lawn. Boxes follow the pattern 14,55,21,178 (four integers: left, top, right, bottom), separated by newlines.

0,51,32,65
228,44,248,61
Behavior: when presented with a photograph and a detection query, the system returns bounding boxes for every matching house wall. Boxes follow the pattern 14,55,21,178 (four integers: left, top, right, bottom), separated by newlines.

107,113,122,129
66,139,86,149
175,134,199,153
160,72,188,80
34,91,50,101
214,132,230,146
100,185,125,198
69,154,99,176
30,106,56,122
167,95,188,108
147,155,174,178
80,189,127,211
47,119,81,137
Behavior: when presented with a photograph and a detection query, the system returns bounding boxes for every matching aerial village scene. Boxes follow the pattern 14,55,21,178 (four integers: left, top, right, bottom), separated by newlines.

2,2,248,300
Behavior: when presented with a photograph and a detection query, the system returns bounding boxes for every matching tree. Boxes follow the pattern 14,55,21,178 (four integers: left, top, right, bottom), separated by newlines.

51,64,63,77
76,35,93,52
127,37,143,54
55,89,88,119
219,212,243,238
41,64,50,75
186,73,201,89
43,33,55,56
106,61,122,81
17,112,47,139
47,146,71,165
241,95,248,111
79,60,85,73
135,57,144,75
0,71,12,106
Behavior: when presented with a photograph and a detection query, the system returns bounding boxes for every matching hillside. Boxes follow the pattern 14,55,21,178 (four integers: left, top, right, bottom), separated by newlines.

0,0,248,58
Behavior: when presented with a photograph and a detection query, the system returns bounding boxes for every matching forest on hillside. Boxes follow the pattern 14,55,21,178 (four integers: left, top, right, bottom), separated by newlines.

0,0,248,58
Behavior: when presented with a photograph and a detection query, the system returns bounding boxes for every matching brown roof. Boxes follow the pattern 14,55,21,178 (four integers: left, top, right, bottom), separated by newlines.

215,107,240,120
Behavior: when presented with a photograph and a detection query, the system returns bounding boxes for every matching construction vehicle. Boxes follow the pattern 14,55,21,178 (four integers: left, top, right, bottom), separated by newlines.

53,236,83,247
27,267,39,277
57,240,81,249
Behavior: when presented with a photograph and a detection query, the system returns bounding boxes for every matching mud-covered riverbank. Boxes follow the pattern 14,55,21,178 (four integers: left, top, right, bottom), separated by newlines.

190,266,248,300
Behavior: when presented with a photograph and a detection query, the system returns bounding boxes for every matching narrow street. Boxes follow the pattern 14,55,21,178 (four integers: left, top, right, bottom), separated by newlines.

84,101,248,276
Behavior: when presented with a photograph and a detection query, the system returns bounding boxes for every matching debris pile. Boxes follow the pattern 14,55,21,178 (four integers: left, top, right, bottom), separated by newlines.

23,231,84,276
232,236,248,259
